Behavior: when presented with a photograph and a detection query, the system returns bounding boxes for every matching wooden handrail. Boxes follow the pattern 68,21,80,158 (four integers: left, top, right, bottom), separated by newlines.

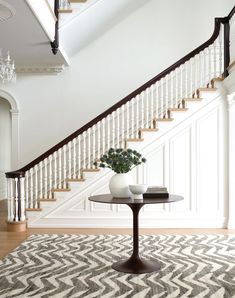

5,9,233,178
228,5,235,19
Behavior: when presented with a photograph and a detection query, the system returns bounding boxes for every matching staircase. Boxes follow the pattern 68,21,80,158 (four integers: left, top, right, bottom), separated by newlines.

5,6,235,230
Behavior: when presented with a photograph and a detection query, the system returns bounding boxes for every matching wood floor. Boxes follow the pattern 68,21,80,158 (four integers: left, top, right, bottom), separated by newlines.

1,199,235,260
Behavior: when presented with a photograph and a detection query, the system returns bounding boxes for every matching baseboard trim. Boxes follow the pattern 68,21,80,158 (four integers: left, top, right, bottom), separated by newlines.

28,217,227,229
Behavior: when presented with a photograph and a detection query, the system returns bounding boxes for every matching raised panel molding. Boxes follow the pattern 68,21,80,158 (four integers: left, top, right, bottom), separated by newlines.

28,94,227,228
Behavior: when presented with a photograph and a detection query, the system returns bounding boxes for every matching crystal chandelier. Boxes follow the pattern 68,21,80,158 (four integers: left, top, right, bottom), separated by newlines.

0,49,16,83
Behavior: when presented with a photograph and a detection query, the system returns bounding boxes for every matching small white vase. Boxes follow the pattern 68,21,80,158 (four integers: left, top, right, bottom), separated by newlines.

109,173,133,198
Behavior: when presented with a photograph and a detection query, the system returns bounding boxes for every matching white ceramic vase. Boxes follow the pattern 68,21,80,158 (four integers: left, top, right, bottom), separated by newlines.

109,173,133,198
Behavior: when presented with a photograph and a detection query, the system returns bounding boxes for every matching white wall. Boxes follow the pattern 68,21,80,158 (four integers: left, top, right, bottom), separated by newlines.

0,0,233,169
0,98,11,199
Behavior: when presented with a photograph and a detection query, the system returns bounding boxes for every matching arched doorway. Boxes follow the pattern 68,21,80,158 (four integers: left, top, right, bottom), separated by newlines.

0,97,11,198
0,90,19,199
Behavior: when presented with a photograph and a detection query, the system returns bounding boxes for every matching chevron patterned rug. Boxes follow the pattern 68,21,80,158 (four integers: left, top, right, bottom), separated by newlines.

0,234,235,298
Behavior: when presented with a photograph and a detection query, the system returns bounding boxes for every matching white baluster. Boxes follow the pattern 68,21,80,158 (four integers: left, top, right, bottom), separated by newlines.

14,178,19,221
25,171,29,208
107,115,110,148
20,177,26,221
184,61,190,98
180,65,183,103
68,142,72,179
198,52,202,88
171,71,174,107
126,101,130,138
34,165,38,204
92,125,96,167
116,110,120,147
30,168,34,207
97,122,101,158
213,41,217,79
136,95,139,134
165,75,169,113
63,146,67,188
39,163,43,199
190,58,193,98
87,129,91,168
77,135,81,178
83,132,86,170
175,68,179,104
141,92,144,129
102,118,106,154
131,98,135,138
202,50,206,88
121,105,125,147
58,149,62,188
208,46,212,83
48,155,53,198
150,84,154,126
194,56,198,97
160,79,164,118
53,152,57,189
146,88,149,128
7,179,14,221
72,139,76,178
44,159,48,198
112,111,115,147
219,30,223,76
155,82,159,118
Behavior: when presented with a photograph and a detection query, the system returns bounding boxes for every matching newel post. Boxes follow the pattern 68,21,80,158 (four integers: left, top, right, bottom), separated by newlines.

5,171,27,232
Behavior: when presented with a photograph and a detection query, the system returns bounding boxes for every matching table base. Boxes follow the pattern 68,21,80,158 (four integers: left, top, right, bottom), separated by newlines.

112,256,161,274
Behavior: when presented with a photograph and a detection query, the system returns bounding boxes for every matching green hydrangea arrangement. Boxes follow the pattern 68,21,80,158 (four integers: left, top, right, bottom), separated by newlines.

94,148,146,173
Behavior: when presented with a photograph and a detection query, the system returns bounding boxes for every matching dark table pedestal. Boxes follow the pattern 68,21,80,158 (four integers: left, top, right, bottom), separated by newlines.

112,204,161,274
89,194,183,274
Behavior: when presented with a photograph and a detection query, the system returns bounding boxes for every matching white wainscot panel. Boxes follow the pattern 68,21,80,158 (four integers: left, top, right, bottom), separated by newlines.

91,183,113,211
169,127,192,212
72,199,86,211
144,144,165,212
197,108,219,213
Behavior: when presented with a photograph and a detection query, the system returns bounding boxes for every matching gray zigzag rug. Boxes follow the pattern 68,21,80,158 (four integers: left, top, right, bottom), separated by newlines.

0,234,235,298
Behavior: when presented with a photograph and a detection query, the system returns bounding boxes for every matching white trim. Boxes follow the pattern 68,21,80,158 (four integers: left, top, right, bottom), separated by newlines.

0,90,19,169
28,216,227,229
16,65,65,74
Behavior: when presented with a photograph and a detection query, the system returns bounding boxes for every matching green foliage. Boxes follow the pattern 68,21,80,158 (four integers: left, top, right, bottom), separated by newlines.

94,148,146,173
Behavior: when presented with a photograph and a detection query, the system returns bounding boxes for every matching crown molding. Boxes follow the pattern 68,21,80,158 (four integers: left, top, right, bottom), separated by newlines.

16,65,65,75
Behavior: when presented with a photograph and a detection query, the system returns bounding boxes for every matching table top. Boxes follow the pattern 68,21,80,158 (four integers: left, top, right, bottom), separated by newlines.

89,194,183,205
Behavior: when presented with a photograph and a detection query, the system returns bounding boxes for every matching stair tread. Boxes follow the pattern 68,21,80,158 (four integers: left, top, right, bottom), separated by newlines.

39,198,56,202
184,98,202,101
212,77,224,82
58,9,73,13
82,168,100,172
154,118,174,121
67,178,86,182
168,108,188,111
197,87,217,91
126,138,144,142
26,208,42,211
53,188,71,192
139,128,159,132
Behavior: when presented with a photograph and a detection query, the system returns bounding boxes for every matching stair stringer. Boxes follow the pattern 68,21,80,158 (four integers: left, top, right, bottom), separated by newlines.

27,81,228,228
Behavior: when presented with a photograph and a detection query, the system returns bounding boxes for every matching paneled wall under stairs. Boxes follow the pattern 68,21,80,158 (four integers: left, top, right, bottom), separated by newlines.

28,88,228,228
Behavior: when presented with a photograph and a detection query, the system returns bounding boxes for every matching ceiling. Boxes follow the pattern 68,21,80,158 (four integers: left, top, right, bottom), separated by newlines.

0,0,148,73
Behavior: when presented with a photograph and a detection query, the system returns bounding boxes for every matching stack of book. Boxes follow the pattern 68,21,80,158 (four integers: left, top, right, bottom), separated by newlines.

143,186,169,199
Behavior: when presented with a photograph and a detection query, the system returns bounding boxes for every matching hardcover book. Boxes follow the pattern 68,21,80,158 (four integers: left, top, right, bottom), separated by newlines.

143,186,169,199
